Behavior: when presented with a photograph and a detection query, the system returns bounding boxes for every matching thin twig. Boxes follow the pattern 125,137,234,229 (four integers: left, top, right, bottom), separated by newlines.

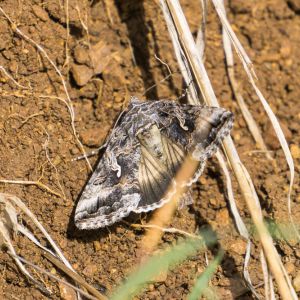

219,2,272,160
160,1,296,299
0,179,65,199
0,65,28,89
9,253,98,300
131,223,201,240
42,129,66,199
43,252,108,300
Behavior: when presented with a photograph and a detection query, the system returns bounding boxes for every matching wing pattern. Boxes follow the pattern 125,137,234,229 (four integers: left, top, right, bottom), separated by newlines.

74,98,233,229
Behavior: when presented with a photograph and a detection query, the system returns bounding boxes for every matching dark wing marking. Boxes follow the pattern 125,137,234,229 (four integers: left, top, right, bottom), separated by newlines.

74,99,234,229
75,144,142,230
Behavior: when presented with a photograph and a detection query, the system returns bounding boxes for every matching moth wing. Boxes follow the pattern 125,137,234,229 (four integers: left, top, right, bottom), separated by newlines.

161,104,233,184
135,103,233,212
134,142,174,212
161,133,185,174
75,144,141,230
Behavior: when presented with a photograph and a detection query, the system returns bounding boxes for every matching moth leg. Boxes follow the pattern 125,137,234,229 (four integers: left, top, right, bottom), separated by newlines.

173,107,188,131
178,189,193,209
71,144,107,161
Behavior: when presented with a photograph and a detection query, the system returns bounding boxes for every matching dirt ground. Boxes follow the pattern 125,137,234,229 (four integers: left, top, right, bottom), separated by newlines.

0,0,299,299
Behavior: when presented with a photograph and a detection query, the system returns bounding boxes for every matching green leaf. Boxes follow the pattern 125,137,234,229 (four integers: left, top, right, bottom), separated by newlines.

187,249,223,300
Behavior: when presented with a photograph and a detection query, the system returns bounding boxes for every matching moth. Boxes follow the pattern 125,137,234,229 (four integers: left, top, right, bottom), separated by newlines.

75,97,233,230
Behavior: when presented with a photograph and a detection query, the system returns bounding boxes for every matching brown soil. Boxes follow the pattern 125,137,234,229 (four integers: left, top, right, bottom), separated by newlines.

0,0,299,299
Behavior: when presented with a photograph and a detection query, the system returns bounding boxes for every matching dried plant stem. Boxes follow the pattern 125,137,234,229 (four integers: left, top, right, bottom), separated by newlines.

227,66,272,159
0,65,27,89
0,179,65,199
43,252,108,300
160,1,295,299
219,2,272,161
140,155,199,253
131,223,201,240
10,253,98,300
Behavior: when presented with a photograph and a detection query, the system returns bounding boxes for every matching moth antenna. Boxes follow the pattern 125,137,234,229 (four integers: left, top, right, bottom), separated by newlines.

175,79,194,102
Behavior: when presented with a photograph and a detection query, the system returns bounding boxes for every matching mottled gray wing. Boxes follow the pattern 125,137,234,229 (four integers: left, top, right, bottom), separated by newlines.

134,127,193,212
134,137,179,212
74,144,141,230
135,104,233,212
74,100,233,230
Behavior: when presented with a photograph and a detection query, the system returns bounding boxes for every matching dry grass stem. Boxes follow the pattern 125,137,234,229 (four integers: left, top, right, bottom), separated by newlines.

196,0,208,60
0,179,65,200
221,25,272,160
160,0,296,299
0,194,71,269
63,0,70,70
0,193,101,299
131,223,201,240
10,253,99,300
0,65,28,89
140,155,199,254
216,151,259,297
43,130,66,199
43,252,108,300
212,0,297,241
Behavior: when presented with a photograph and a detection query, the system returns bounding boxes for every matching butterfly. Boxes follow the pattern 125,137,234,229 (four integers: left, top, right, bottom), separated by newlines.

74,97,233,229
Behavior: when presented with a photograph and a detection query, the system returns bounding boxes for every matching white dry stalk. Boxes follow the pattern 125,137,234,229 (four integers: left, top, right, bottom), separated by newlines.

0,200,51,295
0,194,94,300
0,7,92,171
218,0,274,296
43,130,66,199
242,165,297,299
160,1,297,299
161,0,258,296
216,151,259,297
260,249,276,300
218,1,272,161
0,65,28,89
9,254,98,300
196,0,208,60
211,0,297,240
1,194,73,270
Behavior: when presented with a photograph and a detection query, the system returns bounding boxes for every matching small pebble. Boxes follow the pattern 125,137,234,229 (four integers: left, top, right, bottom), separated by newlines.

59,282,77,300
290,144,300,159
32,5,49,22
229,239,247,255
215,208,230,226
284,261,295,274
71,64,94,86
73,46,90,65
83,263,98,277
293,272,300,292
94,241,101,251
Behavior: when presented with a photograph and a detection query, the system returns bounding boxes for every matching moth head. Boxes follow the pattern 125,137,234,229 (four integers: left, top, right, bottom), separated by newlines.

191,108,233,159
